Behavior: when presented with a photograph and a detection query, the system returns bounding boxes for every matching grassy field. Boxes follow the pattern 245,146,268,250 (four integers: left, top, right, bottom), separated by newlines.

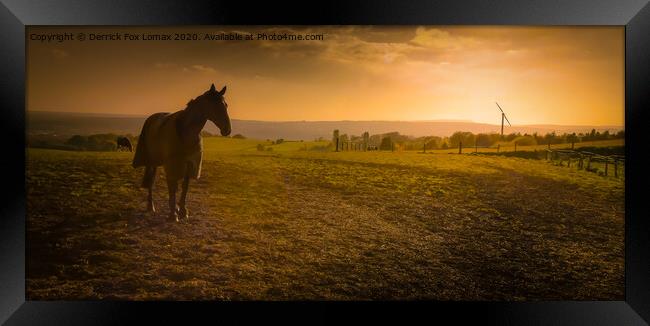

26,137,624,300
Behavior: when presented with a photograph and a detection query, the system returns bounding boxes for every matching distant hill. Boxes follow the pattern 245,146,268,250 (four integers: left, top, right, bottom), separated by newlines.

27,111,624,140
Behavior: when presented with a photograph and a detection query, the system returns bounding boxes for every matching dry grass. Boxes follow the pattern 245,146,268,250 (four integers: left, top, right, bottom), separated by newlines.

26,138,624,300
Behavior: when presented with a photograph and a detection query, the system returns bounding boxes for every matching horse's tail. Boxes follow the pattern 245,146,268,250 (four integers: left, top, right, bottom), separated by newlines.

132,119,150,168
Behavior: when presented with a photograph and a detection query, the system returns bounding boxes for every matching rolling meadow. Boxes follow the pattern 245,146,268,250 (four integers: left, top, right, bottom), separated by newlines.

26,137,624,300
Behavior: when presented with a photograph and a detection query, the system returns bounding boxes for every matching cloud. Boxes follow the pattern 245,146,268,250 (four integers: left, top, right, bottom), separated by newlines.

410,27,480,51
157,62,217,74
242,26,482,73
154,62,176,68
190,64,217,73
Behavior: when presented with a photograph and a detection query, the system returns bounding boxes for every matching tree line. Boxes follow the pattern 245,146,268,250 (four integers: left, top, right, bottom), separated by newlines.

331,129,624,151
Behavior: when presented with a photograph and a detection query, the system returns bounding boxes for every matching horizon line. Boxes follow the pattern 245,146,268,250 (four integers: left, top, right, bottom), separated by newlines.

27,110,624,128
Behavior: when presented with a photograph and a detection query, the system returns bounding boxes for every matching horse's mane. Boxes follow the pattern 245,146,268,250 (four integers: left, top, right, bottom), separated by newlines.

185,88,221,111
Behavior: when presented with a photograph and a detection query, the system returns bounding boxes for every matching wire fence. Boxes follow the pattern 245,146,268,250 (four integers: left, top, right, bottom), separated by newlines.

544,149,625,178
332,140,624,178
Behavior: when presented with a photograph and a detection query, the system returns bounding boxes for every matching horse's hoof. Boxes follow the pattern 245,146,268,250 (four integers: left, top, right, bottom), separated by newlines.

167,213,179,223
179,208,189,220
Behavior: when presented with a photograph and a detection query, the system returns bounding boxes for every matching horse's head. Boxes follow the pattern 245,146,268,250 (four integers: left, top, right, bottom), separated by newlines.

189,84,231,136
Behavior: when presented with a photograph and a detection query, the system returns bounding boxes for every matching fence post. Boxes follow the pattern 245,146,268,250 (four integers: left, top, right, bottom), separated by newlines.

567,158,571,167
423,142,426,153
605,160,608,176
545,150,549,160
571,142,575,150
475,143,478,153
459,141,462,154
335,138,339,152
497,144,500,153
548,141,551,150
614,159,618,177
391,142,394,152
514,142,517,152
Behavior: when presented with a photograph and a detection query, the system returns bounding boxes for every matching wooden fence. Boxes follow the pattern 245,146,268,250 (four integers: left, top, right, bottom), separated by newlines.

336,141,370,152
457,140,567,154
545,149,624,177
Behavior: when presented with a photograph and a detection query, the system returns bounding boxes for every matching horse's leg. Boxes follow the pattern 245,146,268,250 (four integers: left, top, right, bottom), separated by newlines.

143,166,157,213
178,169,190,220
166,175,179,223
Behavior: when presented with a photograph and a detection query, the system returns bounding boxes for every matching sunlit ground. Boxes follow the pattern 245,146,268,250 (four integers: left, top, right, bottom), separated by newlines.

26,138,624,300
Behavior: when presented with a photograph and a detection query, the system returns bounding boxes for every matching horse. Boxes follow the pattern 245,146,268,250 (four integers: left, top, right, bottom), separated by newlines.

116,136,133,152
132,84,231,222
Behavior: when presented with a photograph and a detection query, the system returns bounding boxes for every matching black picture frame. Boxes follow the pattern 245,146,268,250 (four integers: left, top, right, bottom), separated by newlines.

1,0,649,324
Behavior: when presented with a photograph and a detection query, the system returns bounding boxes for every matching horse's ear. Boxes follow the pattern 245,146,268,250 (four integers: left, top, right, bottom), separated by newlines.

219,86,227,95
209,84,216,92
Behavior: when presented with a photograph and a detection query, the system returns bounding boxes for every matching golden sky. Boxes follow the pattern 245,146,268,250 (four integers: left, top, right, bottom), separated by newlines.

27,26,624,126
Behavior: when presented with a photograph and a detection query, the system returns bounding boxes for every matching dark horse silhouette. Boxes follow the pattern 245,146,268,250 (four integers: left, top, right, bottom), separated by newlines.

132,84,231,222
116,136,133,152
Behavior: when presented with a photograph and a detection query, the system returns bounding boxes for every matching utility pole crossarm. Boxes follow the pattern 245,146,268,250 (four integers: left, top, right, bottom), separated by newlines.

496,102,512,138
496,102,512,126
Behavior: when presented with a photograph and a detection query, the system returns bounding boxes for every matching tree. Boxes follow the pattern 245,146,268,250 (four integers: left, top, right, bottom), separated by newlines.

513,135,536,146
425,136,442,150
544,132,558,144
566,133,579,144
616,130,625,138
475,133,491,147
449,131,475,148
339,134,349,145
505,133,519,142
380,136,393,150
65,135,86,148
